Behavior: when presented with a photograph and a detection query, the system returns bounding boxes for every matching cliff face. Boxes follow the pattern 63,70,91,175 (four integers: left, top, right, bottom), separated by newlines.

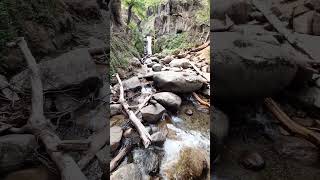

147,0,209,40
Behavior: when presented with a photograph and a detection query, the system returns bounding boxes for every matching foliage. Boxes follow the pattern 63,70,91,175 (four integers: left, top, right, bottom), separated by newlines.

123,0,147,20
195,0,210,25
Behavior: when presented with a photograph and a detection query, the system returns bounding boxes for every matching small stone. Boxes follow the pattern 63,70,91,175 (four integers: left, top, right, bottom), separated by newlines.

185,109,193,116
152,64,162,72
153,92,182,111
240,151,265,171
151,131,167,146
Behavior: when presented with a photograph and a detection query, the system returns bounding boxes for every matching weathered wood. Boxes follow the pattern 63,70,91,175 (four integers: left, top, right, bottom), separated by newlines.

134,94,153,115
190,62,210,82
190,41,210,53
264,97,320,148
57,140,90,151
16,37,88,180
192,92,210,107
110,144,132,172
116,74,152,148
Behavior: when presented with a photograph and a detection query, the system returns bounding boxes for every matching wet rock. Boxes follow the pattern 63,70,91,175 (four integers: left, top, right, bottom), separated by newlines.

185,109,193,116
141,103,166,123
168,147,208,180
212,32,298,101
274,136,319,165
293,11,314,35
122,76,141,91
111,104,122,116
110,163,142,180
3,166,58,180
152,64,162,72
151,131,167,146
133,148,160,175
240,151,265,171
0,134,38,173
169,59,191,69
153,71,204,93
110,126,123,153
11,48,99,91
161,56,174,64
153,92,182,111
75,104,107,131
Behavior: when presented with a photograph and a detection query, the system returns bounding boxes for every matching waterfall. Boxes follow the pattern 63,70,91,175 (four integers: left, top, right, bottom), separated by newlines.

146,35,152,55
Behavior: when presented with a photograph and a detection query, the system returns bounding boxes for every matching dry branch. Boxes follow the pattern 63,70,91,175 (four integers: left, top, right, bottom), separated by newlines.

16,37,88,180
190,41,210,52
190,62,210,82
110,144,132,172
115,74,152,148
264,97,320,148
192,92,210,107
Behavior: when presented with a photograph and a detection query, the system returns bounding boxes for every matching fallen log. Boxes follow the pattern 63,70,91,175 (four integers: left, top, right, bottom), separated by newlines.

190,41,210,53
110,143,133,172
190,62,210,83
252,0,318,61
15,37,88,180
115,74,152,148
264,97,320,148
192,92,210,107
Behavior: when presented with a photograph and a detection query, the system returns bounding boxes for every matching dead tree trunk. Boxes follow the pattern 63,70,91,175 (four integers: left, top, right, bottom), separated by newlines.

16,37,88,180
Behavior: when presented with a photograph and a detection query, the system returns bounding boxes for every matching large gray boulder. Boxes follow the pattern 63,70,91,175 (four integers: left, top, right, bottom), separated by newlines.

110,163,142,180
153,72,205,93
10,48,99,91
212,32,298,101
0,134,38,173
141,103,166,123
153,92,182,111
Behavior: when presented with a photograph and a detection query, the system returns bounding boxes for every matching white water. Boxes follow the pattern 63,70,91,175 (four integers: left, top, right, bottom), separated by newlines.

146,36,152,55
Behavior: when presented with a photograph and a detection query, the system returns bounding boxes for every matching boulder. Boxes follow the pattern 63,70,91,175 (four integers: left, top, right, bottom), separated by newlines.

141,103,166,123
153,92,181,110
212,32,298,101
10,48,99,91
130,57,142,67
151,131,167,146
293,11,315,35
153,71,204,93
111,104,122,116
122,76,141,91
110,126,123,153
133,148,160,175
3,166,58,180
161,56,174,64
169,59,191,69
0,134,38,173
312,12,320,35
110,163,142,180
152,64,162,72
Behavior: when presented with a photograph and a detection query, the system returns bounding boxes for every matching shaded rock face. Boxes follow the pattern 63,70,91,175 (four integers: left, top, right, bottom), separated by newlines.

153,71,204,93
153,92,182,111
0,134,38,173
212,32,298,101
133,148,160,175
212,0,252,24
141,103,166,123
3,166,59,180
110,163,142,180
10,48,99,92
240,151,265,171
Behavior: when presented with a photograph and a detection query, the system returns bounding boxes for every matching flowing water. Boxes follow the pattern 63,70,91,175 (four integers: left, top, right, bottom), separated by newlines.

146,36,153,55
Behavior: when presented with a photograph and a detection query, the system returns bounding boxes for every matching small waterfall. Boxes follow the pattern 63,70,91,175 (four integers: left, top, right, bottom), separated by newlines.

146,35,152,55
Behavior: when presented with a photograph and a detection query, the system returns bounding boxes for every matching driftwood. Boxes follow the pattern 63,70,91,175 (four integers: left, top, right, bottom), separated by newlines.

264,97,320,148
57,140,90,151
110,143,133,172
134,94,153,115
190,62,210,82
78,127,108,170
15,37,88,180
192,92,210,107
116,74,152,148
252,0,318,60
190,41,210,52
